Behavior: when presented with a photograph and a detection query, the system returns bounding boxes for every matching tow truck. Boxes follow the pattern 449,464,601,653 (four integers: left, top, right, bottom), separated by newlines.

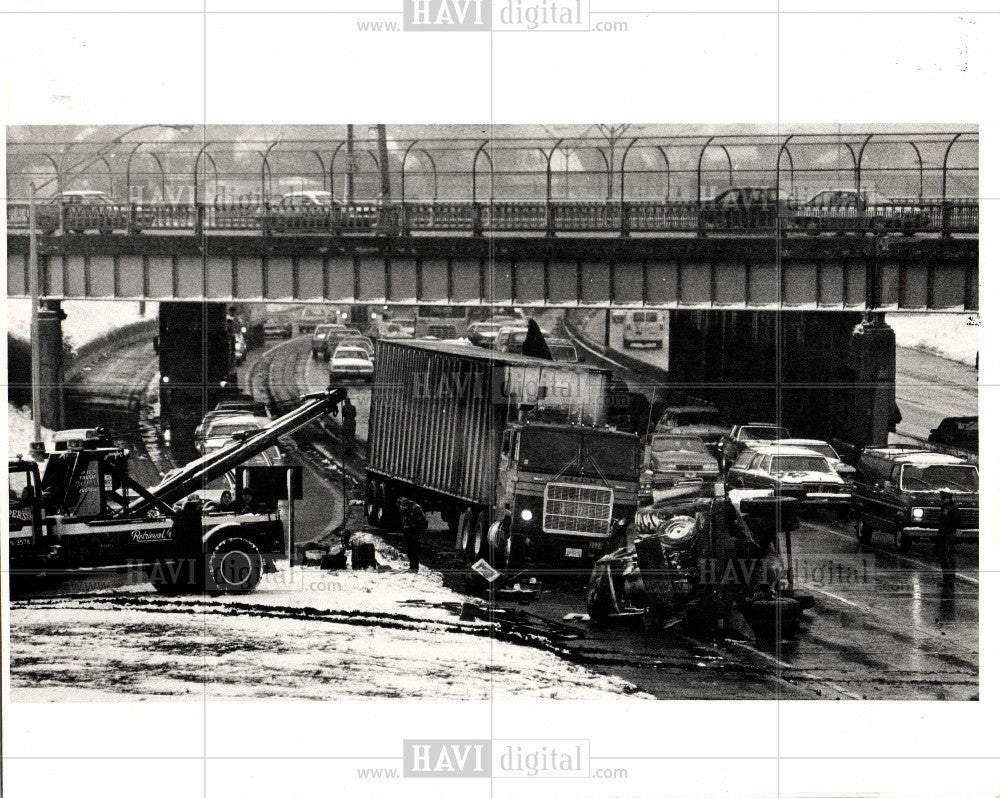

8,388,346,597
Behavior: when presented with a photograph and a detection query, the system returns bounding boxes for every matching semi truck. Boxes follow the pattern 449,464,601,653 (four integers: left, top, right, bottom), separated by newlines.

364,340,643,570
8,389,346,597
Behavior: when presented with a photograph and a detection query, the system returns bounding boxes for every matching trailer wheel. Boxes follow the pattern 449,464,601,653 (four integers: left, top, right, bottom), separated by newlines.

205,536,263,595
457,508,476,554
364,479,379,526
373,482,388,528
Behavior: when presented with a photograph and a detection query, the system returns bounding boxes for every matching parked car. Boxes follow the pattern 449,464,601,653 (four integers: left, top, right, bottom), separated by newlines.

719,423,791,465
726,445,851,516
312,323,348,358
213,393,267,417
852,447,978,551
782,438,855,479
700,186,797,230
467,321,504,348
623,310,665,348
795,189,930,235
328,344,374,382
644,433,719,490
35,190,151,235
928,416,978,453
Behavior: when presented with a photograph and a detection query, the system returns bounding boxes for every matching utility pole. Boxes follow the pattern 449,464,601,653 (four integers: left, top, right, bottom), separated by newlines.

376,124,391,200
346,124,355,202
28,182,42,444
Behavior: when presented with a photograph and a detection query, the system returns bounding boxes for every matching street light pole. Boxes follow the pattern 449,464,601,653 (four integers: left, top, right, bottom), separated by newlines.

28,182,42,444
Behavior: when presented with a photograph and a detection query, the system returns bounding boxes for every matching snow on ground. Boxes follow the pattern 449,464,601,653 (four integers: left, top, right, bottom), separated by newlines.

9,532,650,701
886,312,979,366
6,403,53,457
6,299,154,349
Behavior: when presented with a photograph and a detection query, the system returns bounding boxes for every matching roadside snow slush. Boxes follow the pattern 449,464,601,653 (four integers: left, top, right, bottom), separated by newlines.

9,533,650,701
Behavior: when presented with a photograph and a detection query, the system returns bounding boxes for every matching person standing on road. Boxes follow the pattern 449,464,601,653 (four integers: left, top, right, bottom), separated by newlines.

341,397,357,447
396,496,427,572
937,490,959,586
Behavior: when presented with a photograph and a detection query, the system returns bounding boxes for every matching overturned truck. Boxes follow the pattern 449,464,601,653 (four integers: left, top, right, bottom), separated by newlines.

586,485,814,639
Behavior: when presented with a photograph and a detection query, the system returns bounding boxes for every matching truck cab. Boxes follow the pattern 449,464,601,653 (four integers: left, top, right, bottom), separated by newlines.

493,422,642,569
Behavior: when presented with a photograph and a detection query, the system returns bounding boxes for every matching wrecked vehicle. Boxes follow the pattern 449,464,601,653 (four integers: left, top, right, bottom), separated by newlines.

585,485,813,640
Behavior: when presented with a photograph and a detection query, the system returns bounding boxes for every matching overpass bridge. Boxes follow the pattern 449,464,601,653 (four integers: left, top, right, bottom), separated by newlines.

7,126,979,446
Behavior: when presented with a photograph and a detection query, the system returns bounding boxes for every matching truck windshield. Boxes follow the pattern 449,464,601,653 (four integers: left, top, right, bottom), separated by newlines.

518,429,580,473
901,464,979,492
582,435,641,481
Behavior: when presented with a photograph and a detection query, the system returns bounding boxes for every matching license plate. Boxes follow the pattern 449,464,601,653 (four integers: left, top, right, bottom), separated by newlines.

684,472,698,478
565,547,583,559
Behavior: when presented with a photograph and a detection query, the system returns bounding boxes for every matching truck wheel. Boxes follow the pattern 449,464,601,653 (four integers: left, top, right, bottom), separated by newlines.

365,479,379,526
586,567,615,624
471,512,489,561
857,520,873,545
893,522,912,554
373,482,391,528
205,536,263,595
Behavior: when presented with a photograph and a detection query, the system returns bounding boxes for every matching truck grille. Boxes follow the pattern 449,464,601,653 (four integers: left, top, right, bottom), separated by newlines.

543,482,614,537
913,507,978,526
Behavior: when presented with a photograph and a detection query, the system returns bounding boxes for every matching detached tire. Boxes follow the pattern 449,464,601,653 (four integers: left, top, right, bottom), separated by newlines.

205,536,263,595
745,597,802,639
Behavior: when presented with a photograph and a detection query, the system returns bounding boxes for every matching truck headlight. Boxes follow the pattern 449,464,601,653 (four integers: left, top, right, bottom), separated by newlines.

520,508,533,522
911,508,924,520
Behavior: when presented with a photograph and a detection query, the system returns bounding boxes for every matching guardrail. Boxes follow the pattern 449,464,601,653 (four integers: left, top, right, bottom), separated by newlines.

6,198,979,238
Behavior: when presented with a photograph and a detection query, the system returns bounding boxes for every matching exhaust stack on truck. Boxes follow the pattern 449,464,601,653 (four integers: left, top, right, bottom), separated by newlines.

364,340,642,570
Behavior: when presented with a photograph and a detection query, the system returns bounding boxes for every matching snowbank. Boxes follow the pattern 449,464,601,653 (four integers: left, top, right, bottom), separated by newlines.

6,403,53,457
6,299,154,350
886,312,979,366
9,532,650,701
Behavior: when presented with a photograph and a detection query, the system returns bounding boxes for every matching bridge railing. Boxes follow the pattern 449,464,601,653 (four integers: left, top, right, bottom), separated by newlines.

6,197,978,237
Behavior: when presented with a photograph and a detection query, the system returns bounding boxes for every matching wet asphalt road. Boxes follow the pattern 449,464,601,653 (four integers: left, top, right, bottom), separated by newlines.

283,333,980,700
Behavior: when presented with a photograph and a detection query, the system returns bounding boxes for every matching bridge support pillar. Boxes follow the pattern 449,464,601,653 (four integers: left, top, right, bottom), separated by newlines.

36,299,66,430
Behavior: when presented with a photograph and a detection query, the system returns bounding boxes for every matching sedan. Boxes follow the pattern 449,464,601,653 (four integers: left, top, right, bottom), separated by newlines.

312,323,348,358
35,190,150,235
328,344,374,382
700,187,796,230
196,414,266,454
645,433,719,490
795,189,929,235
467,321,504,348
726,445,851,516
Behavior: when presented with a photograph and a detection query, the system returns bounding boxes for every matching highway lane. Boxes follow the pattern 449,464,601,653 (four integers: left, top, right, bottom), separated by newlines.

894,346,977,441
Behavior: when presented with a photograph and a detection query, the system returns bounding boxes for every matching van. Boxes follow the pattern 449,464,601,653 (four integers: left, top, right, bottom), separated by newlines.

623,310,665,348
852,446,979,552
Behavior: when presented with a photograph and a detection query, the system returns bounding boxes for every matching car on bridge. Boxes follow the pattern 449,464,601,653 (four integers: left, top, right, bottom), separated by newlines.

852,447,978,552
328,343,374,382
699,186,797,230
322,326,363,359
794,189,930,235
263,318,294,338
267,191,336,234
726,445,851,516
35,190,153,235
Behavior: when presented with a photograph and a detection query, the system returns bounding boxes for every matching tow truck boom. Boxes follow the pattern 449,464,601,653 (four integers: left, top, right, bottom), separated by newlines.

127,387,346,516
